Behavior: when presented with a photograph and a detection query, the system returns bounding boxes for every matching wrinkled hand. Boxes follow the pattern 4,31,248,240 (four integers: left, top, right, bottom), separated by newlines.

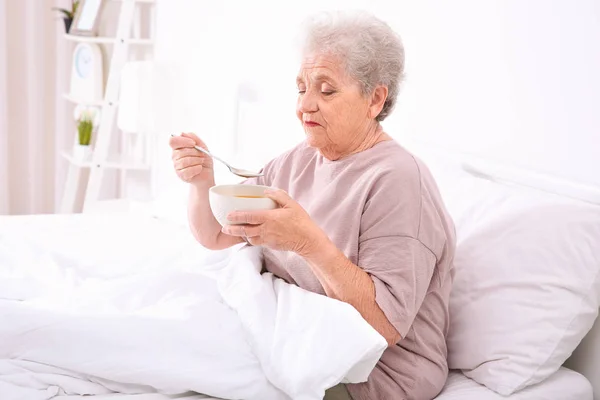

169,132,214,184
222,189,328,257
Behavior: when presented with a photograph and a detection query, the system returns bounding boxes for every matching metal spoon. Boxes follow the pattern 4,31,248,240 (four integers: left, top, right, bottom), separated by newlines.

170,134,263,178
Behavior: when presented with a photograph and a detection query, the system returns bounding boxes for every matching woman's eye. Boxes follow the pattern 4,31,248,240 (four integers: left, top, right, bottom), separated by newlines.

322,91,334,96
298,90,306,94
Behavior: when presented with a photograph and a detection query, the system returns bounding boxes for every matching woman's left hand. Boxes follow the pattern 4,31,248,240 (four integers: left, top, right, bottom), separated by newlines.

222,189,327,257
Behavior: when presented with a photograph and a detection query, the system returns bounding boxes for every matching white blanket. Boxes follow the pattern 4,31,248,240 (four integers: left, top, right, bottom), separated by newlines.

0,215,386,400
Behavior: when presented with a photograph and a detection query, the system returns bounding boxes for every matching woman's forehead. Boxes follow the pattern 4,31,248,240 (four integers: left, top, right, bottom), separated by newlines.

297,54,345,83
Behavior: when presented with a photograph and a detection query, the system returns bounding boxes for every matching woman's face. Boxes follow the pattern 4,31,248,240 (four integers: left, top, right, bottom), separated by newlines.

295,53,383,160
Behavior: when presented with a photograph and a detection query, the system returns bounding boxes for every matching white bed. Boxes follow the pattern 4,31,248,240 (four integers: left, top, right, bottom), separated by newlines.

2,145,600,400
50,367,591,400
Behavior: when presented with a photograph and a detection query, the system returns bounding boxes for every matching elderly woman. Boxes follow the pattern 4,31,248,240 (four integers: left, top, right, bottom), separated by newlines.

169,11,456,400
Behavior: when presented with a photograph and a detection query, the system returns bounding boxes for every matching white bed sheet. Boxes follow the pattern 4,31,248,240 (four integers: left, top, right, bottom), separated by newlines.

436,367,592,400
0,212,386,399
52,368,591,400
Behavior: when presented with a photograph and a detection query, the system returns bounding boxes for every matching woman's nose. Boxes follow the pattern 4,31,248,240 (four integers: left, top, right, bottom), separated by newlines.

298,91,318,113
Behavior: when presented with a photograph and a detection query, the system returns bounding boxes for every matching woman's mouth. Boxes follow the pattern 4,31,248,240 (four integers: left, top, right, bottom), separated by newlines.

304,121,321,127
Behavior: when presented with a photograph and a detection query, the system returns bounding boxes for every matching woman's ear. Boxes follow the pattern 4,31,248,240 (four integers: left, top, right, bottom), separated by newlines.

368,85,388,119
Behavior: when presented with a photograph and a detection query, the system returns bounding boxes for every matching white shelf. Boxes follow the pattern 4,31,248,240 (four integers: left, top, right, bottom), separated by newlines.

61,150,150,170
64,34,154,45
62,93,106,106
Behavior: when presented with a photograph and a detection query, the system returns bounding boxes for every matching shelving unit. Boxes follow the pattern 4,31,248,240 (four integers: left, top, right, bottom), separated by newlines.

59,0,155,214
62,93,106,107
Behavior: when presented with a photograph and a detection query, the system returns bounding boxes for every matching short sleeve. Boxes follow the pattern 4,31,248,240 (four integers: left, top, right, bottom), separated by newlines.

360,236,436,338
358,171,442,339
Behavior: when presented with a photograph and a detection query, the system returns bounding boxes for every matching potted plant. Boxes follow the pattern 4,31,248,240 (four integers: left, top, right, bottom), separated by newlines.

73,107,99,160
52,1,79,33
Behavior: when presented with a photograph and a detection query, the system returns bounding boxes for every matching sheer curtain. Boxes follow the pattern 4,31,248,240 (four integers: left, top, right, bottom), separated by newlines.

0,0,70,215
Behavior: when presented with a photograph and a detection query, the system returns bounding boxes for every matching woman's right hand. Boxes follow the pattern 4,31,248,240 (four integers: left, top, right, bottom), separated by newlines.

169,132,214,184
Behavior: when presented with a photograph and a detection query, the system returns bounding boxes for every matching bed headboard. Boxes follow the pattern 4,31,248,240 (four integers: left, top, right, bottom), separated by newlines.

460,156,600,399
461,159,600,206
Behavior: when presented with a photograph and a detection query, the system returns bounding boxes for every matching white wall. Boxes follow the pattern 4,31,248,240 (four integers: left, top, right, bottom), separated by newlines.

155,0,600,188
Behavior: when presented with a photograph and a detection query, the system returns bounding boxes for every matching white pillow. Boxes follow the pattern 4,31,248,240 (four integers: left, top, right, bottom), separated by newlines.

442,174,600,395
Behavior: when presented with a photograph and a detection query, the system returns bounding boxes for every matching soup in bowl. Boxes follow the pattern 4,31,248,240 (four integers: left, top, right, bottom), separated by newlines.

208,184,278,226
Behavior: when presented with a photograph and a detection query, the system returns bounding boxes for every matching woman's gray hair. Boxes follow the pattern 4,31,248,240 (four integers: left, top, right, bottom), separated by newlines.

299,11,405,121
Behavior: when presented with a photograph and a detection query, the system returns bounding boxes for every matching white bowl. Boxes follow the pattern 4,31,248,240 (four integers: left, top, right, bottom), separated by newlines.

209,184,278,227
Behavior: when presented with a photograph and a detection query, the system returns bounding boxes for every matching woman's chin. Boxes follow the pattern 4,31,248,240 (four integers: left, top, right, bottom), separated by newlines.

304,133,326,149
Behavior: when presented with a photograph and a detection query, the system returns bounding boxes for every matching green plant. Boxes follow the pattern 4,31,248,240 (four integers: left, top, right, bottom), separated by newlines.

52,0,79,20
77,114,93,146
